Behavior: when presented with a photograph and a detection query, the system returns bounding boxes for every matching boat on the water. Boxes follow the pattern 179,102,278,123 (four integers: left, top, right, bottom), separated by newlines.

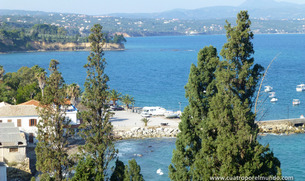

270,98,278,102
293,99,300,105
296,84,305,92
264,86,273,92
269,92,276,98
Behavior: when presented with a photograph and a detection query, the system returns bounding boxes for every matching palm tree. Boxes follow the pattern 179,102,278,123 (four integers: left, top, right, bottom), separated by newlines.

121,94,135,110
109,89,121,106
0,65,4,81
141,118,149,127
66,83,81,106
36,71,46,97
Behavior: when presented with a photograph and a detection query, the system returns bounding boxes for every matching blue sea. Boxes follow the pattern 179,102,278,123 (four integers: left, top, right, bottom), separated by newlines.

1,34,305,180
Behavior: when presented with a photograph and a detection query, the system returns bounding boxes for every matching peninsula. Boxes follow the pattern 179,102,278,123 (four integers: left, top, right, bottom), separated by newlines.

0,23,126,53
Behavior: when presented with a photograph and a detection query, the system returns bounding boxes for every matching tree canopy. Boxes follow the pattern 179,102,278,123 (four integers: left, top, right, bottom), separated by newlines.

169,10,281,180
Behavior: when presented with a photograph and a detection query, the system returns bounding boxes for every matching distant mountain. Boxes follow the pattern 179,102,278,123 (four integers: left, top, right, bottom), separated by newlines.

108,0,305,20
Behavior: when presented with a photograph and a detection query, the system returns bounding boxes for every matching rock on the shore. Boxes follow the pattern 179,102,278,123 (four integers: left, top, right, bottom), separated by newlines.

114,127,180,139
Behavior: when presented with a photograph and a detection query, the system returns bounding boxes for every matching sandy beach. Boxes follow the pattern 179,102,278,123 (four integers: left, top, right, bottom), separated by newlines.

110,110,181,131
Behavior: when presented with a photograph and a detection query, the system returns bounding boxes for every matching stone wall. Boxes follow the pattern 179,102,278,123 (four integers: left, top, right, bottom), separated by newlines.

258,121,305,134
114,127,180,139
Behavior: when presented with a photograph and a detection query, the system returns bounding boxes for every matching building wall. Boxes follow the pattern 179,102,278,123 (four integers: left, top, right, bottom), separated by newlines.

0,146,26,163
0,149,3,162
0,116,39,135
66,111,78,124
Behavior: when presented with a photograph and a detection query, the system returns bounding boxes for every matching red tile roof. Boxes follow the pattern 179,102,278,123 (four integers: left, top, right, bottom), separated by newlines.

18,100,40,107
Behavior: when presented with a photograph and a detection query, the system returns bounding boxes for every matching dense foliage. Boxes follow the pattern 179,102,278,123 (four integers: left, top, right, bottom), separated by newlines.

35,60,74,180
169,11,282,180
0,65,43,104
75,24,117,180
0,22,125,52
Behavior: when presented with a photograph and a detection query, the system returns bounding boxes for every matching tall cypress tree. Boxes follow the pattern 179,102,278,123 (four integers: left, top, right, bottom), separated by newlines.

169,11,281,180
169,46,219,180
35,59,73,181
77,24,117,180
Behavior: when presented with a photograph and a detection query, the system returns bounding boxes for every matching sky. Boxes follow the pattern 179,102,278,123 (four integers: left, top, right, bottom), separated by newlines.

0,0,305,15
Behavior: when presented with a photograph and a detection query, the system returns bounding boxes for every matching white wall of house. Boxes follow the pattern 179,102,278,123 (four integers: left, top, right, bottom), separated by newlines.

65,111,78,124
0,146,26,163
0,116,39,137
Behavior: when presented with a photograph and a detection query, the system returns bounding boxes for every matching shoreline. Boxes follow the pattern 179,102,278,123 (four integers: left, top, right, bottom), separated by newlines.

0,42,125,54
111,110,305,139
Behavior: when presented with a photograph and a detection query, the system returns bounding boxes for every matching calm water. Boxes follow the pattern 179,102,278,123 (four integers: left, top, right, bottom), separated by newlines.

1,34,305,180
115,135,305,181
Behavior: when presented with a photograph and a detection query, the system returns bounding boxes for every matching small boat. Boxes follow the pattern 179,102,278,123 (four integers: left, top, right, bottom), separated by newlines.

293,99,300,105
296,84,305,92
269,92,276,98
264,86,273,92
270,98,278,102
156,168,164,175
164,110,179,118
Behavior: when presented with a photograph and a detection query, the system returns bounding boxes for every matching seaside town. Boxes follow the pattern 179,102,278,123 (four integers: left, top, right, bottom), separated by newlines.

1,0,305,181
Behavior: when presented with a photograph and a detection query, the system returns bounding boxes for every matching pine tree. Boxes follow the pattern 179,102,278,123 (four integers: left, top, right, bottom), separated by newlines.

71,156,96,181
77,24,117,180
169,11,281,180
110,159,126,181
35,59,73,181
123,159,144,181
0,65,4,81
169,46,219,180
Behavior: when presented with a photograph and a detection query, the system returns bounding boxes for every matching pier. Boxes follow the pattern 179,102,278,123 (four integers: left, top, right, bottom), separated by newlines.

256,118,305,134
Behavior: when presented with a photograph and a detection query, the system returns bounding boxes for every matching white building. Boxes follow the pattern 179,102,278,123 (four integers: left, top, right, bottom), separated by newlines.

0,100,79,143
0,123,27,163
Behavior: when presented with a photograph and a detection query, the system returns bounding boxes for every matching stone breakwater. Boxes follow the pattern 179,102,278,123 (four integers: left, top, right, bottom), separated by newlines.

113,127,180,139
257,119,305,134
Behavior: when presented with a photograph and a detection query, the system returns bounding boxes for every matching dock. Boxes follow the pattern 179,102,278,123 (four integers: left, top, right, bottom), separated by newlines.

256,118,305,134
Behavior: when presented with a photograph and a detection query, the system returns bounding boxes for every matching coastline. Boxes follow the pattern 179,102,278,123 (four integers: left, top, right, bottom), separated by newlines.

0,42,125,54
111,110,180,139
111,110,305,139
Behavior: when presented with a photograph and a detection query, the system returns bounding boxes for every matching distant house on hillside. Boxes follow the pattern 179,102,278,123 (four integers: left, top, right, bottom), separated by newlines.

0,123,27,163
0,100,79,143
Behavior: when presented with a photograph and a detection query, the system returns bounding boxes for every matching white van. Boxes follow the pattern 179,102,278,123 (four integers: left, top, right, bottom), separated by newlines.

141,107,166,116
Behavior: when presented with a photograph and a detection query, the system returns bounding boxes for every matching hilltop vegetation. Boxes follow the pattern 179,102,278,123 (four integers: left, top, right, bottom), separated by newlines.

0,22,126,52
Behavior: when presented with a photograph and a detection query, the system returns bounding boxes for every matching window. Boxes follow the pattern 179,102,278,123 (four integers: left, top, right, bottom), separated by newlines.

9,148,18,152
17,119,22,127
7,119,12,123
29,119,37,126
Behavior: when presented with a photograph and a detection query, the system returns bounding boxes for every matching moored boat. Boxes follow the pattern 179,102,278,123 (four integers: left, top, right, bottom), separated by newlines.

293,99,300,105
269,92,276,98
270,98,278,102
164,110,179,118
296,84,305,92
264,86,273,92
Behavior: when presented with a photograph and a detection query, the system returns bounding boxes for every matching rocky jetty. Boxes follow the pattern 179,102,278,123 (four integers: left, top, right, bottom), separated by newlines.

113,127,180,139
257,119,305,134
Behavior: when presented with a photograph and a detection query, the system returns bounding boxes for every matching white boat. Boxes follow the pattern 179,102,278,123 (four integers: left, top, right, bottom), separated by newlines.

270,98,278,102
293,99,300,105
164,110,179,118
296,84,305,92
269,92,276,98
156,168,164,175
264,86,273,92
141,106,166,116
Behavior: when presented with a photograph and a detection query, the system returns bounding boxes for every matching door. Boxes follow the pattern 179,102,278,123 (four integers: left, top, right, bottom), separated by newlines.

29,133,34,143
